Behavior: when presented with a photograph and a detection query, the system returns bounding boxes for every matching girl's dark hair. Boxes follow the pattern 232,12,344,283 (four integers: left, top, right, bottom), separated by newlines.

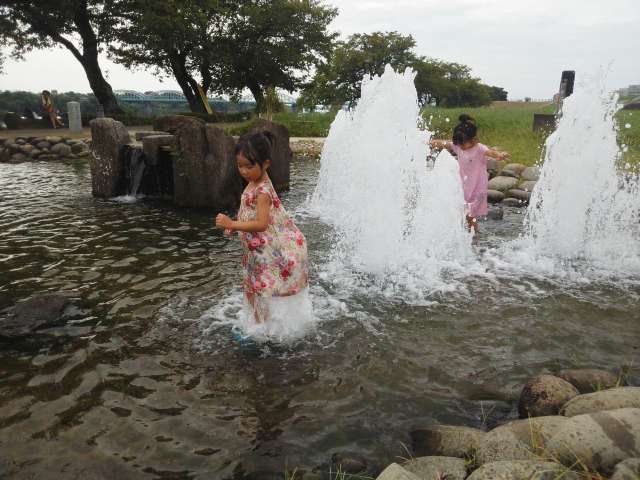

452,114,477,145
234,131,275,167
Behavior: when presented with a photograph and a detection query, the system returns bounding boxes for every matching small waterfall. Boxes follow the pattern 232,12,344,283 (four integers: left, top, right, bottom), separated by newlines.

523,73,640,271
310,65,472,295
119,145,147,198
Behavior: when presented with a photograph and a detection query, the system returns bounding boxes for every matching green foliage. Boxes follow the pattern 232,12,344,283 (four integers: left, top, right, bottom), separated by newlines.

264,86,285,121
488,85,509,101
617,110,640,168
301,31,498,109
0,90,99,115
225,111,337,138
179,110,254,124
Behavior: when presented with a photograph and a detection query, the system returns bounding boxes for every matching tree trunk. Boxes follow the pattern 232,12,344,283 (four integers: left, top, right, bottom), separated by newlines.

67,1,123,115
247,80,265,113
168,51,207,113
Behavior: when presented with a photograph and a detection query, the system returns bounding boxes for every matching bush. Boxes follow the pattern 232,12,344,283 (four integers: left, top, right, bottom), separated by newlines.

179,111,254,124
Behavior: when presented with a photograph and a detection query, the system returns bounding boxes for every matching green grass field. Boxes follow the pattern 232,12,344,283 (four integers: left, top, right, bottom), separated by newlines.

223,101,639,168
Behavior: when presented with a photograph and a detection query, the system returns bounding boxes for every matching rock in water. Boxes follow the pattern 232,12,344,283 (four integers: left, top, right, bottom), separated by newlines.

487,206,504,220
502,197,526,208
376,463,420,480
558,369,620,393
90,118,131,197
487,189,505,203
410,425,485,458
51,142,72,157
518,375,579,417
403,456,467,480
518,180,538,192
476,416,569,465
488,176,518,192
506,189,531,202
467,460,578,480
521,166,541,181
560,387,640,416
610,458,640,480
546,408,640,473
0,293,68,337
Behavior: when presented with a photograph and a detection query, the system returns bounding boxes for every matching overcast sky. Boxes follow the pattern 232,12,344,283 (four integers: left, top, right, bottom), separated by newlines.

1,0,638,100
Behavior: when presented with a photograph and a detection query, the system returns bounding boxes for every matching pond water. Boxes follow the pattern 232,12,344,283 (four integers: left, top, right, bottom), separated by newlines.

1,156,639,479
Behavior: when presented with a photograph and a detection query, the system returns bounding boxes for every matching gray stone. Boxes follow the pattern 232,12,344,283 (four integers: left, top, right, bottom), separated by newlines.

50,142,72,157
560,387,640,416
135,131,166,141
249,119,292,192
142,134,176,165
70,142,88,154
67,101,82,133
6,142,22,153
20,144,34,154
153,114,204,135
76,151,91,158
0,293,68,337
558,369,621,394
89,118,131,197
487,189,505,203
611,458,640,480
498,168,519,178
411,425,485,458
487,206,504,220
488,176,518,192
172,122,242,209
519,375,579,418
15,138,26,145
403,456,467,480
376,463,420,480
487,158,505,177
521,166,541,181
29,148,42,158
38,154,60,161
477,416,569,465
467,461,578,480
547,408,640,473
331,452,368,474
506,189,531,202
45,135,62,144
518,180,537,192
501,163,527,176
502,197,526,207
9,152,27,163
36,141,51,150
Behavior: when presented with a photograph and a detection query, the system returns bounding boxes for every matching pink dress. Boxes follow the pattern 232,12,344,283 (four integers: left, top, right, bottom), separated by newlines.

451,143,489,218
237,178,309,305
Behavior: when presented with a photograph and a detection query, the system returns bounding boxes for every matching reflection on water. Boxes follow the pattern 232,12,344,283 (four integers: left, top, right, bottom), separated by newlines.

0,159,639,479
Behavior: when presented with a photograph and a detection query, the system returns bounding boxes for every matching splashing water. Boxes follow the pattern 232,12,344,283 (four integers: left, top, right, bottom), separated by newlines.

310,65,472,297
522,73,640,274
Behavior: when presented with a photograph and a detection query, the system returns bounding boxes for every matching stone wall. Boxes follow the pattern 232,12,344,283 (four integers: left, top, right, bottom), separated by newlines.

89,118,131,198
0,135,90,163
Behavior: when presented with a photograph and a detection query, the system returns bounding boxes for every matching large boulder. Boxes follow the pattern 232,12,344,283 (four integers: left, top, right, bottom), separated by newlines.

411,425,485,458
153,114,204,135
521,166,541,181
557,369,620,394
142,134,176,165
611,458,640,480
402,456,467,480
488,176,518,192
467,460,578,480
36,141,51,150
90,117,131,197
477,416,569,465
376,463,420,480
172,123,242,209
249,119,292,192
546,408,640,473
70,141,88,154
560,387,640,416
0,294,68,337
518,375,579,418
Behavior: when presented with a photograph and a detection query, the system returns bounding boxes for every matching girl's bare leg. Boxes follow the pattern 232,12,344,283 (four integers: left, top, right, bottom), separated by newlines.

48,112,58,129
246,292,269,323
466,215,479,234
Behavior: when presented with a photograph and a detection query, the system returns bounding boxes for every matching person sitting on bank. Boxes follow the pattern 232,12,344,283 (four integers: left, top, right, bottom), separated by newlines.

41,90,63,129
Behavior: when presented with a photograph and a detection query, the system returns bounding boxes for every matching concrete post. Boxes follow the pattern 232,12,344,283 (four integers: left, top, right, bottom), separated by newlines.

67,101,82,133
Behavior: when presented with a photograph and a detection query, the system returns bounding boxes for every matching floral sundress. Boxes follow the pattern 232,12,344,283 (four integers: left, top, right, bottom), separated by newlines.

237,177,309,303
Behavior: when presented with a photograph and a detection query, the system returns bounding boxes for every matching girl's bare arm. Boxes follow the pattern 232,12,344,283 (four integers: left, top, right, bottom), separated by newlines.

216,194,271,233
486,148,509,160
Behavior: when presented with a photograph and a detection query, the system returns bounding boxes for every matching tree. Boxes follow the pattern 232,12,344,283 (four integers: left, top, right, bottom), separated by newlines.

301,31,417,107
488,85,508,101
0,0,124,114
111,0,337,112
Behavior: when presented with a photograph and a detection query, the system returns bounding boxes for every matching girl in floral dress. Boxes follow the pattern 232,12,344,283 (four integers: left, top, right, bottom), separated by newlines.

215,132,309,324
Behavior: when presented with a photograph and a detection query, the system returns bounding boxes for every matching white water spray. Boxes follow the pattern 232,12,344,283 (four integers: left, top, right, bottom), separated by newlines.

523,73,640,272
311,65,472,294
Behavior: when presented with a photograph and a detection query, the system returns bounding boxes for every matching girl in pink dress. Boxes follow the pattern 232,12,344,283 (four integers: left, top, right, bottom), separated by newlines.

215,132,309,323
430,114,509,234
